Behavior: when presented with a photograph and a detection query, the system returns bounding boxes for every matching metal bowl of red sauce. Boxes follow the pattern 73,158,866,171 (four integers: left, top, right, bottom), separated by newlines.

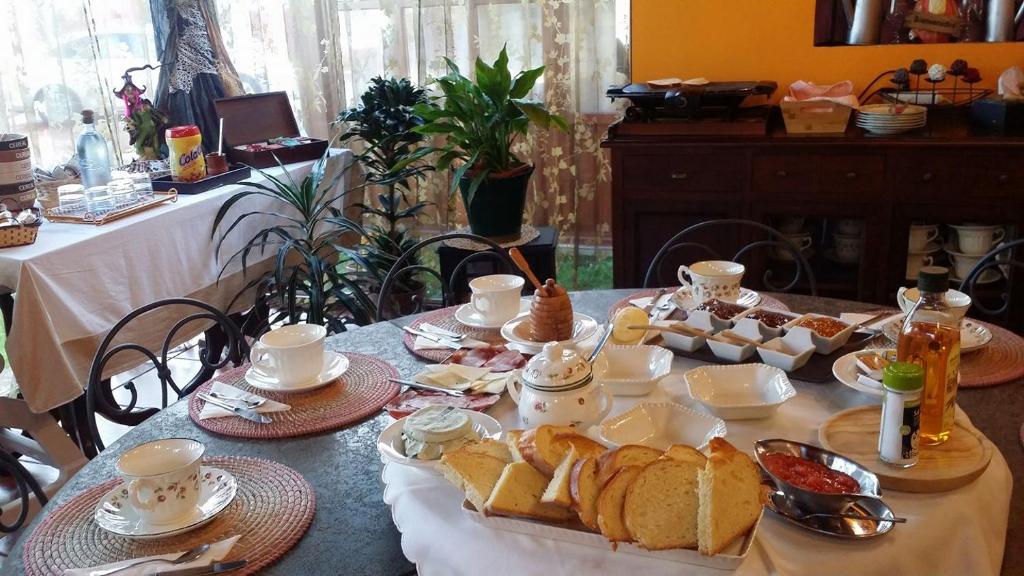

754,438,880,512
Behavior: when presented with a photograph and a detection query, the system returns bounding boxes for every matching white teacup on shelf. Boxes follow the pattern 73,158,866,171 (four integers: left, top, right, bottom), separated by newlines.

837,219,862,236
773,234,812,261
469,274,525,325
251,324,326,388
832,233,862,263
677,260,745,303
897,286,971,320
946,250,984,282
908,224,939,252
776,216,805,234
950,224,1004,256
115,438,204,525
905,253,934,279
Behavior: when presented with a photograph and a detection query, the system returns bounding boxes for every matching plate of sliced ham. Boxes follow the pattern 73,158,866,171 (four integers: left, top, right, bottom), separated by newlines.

450,345,527,372
384,390,501,419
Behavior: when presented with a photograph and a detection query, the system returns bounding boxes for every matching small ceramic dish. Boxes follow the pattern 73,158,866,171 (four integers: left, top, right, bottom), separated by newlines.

592,344,674,396
754,439,881,513
731,307,800,340
599,402,727,451
782,314,857,354
706,322,762,363
683,363,796,420
756,331,816,372
832,350,885,397
658,314,716,353
376,409,502,472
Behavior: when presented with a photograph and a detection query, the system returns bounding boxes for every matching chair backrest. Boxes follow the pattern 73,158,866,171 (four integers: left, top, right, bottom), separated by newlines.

959,238,1023,319
0,448,48,535
643,219,818,296
375,233,518,321
83,298,248,454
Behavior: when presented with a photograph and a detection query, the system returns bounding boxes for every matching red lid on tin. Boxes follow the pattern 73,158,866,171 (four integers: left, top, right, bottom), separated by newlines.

167,125,201,138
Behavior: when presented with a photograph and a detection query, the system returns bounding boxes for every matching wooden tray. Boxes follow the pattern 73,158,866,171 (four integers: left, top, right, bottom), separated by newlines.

818,405,992,493
151,165,250,195
45,191,177,225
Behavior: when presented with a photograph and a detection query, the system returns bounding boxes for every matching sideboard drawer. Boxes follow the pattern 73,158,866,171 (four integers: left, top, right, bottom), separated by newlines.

889,153,965,202
818,155,885,197
968,154,1024,202
752,154,817,194
621,152,745,194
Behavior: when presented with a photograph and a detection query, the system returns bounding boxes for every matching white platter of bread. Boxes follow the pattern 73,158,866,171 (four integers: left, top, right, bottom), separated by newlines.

439,424,765,569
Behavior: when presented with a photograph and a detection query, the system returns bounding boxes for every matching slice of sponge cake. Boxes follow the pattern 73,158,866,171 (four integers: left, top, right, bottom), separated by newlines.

439,450,508,513
623,458,703,550
541,447,578,507
697,437,764,555
596,465,644,543
484,461,576,522
596,445,662,487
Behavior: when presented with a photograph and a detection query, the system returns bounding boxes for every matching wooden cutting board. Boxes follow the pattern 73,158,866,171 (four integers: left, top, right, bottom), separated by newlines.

818,405,992,493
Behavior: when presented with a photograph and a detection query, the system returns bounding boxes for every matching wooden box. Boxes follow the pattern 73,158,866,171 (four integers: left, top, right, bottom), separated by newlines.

213,92,328,168
780,100,852,134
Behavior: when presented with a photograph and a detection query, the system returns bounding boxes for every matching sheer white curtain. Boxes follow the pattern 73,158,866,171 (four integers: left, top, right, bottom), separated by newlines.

215,0,628,272
0,0,159,167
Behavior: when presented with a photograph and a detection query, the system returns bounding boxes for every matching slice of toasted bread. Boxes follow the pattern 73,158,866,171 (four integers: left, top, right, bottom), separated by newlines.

596,465,643,543
697,437,764,556
540,447,578,507
623,458,702,550
526,425,577,474
596,445,662,487
506,430,526,462
661,444,708,467
484,461,575,522
569,457,601,531
438,450,508,512
461,438,512,463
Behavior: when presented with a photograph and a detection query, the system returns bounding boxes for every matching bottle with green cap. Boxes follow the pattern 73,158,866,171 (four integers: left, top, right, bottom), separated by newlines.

878,361,924,467
897,266,961,446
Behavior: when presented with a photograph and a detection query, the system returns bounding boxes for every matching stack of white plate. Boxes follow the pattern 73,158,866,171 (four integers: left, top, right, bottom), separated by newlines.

855,104,927,135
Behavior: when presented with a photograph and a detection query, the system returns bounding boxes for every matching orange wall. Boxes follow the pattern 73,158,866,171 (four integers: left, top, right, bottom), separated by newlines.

632,0,1023,99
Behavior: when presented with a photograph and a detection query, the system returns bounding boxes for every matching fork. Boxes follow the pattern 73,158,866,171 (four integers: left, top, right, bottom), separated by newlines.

206,391,265,408
92,543,211,576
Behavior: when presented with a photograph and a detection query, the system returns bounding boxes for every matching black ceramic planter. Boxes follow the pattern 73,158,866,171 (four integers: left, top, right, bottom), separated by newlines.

458,164,533,238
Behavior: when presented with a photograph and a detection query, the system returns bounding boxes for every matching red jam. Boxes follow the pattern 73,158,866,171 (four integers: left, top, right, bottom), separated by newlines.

693,298,747,320
761,453,861,494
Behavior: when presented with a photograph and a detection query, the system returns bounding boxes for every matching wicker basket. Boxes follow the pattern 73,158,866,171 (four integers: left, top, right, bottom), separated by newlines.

0,215,41,248
34,175,80,212
780,100,853,135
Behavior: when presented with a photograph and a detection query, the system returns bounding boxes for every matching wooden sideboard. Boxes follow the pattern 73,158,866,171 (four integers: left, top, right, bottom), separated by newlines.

603,111,1024,330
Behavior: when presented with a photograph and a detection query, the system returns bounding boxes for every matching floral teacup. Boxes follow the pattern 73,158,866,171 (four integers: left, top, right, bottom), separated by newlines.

677,260,745,303
116,438,204,525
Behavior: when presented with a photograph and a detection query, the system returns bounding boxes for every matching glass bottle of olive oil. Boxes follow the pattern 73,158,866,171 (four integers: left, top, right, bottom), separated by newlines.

897,267,961,445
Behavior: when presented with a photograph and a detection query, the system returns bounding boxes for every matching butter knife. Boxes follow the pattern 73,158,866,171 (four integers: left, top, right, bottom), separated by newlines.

198,393,271,424
158,560,248,576
418,323,464,340
402,326,462,349
388,378,466,397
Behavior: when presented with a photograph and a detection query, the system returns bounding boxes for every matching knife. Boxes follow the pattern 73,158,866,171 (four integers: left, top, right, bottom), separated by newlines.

417,323,464,339
159,560,248,576
402,326,462,349
388,378,466,397
198,393,271,424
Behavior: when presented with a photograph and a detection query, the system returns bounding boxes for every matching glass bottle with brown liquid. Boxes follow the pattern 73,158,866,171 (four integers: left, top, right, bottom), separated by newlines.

897,266,961,445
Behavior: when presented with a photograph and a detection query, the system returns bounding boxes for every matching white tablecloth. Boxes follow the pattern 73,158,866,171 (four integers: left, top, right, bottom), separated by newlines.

1,151,353,414
381,356,1012,576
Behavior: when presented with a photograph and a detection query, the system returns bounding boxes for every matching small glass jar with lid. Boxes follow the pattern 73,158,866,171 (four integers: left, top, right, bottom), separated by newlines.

108,179,137,204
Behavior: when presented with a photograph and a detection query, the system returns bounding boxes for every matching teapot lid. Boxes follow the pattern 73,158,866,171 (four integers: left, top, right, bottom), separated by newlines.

522,341,593,392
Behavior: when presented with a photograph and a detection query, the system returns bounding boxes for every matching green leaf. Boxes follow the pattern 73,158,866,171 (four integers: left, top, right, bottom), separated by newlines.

465,168,490,207
510,65,545,99
513,100,552,129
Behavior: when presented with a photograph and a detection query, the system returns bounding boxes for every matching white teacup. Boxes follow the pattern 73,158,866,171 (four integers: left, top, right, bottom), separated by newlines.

773,234,812,262
776,217,805,235
905,253,934,279
469,274,525,324
116,438,204,525
951,225,1004,256
832,233,862,263
897,286,971,320
677,261,745,303
837,219,862,236
947,251,983,282
250,324,326,387
908,224,940,252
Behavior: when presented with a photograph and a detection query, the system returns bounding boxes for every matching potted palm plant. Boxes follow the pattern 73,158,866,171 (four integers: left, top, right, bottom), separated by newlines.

212,150,375,334
410,46,567,238
335,76,433,314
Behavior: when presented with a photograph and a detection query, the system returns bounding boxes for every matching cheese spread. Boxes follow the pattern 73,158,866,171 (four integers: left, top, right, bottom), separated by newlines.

402,406,480,460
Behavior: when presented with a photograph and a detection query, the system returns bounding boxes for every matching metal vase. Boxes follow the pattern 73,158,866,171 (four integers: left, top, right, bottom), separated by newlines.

848,0,885,44
986,0,1016,41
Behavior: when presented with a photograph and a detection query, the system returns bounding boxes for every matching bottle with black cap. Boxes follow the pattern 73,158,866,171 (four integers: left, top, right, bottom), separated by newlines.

896,266,961,445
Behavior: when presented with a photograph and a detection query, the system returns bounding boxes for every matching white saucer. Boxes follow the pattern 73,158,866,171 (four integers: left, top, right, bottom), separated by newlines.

455,299,531,329
823,249,859,265
499,312,599,355
908,242,941,254
881,316,993,353
671,287,762,310
245,351,350,393
832,350,885,398
952,269,1003,286
377,409,502,472
94,466,237,539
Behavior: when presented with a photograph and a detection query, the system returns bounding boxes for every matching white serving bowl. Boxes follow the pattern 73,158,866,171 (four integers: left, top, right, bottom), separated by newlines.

756,331,816,372
592,344,674,396
782,313,857,354
658,314,716,353
731,307,800,340
706,321,762,363
376,409,502,472
599,402,727,451
684,364,797,420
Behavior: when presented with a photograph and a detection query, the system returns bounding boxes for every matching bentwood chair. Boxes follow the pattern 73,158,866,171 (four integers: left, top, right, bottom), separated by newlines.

959,239,1023,323
78,298,248,455
643,219,818,296
375,233,519,321
0,447,49,555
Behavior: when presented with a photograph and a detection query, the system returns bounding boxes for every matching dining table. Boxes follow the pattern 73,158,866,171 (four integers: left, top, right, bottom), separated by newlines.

4,290,1021,575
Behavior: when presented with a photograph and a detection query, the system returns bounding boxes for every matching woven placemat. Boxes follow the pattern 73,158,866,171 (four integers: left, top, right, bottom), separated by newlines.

957,320,1024,388
608,288,790,319
188,353,399,438
404,306,508,363
441,224,540,250
21,457,314,576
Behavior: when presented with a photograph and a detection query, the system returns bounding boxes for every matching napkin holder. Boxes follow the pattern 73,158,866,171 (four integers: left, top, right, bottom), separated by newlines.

213,92,329,168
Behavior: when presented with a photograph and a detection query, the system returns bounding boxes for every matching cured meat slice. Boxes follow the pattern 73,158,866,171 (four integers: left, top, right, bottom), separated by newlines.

384,390,500,419
484,349,526,371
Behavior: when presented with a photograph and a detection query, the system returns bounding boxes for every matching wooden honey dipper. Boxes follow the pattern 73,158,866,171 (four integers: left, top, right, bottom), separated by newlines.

510,248,573,341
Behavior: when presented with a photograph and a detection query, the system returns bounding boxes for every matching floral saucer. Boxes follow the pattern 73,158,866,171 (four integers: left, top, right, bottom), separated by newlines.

245,350,349,393
94,466,237,539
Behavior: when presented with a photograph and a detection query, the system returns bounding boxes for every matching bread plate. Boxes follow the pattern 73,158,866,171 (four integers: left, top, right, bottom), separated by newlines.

461,500,762,570
377,410,502,472
880,315,992,353
500,311,599,355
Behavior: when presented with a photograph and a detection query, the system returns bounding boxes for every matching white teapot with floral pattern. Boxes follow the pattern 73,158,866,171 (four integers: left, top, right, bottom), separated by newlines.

506,341,612,428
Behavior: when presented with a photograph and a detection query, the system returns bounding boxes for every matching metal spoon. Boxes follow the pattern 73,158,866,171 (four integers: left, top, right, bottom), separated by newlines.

93,543,211,576
206,391,265,408
587,323,614,363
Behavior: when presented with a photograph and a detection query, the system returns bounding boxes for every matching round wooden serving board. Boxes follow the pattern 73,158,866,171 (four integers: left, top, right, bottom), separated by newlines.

818,405,992,493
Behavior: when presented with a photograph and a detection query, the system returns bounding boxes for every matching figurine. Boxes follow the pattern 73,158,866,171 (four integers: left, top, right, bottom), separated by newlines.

114,65,169,161
908,0,962,43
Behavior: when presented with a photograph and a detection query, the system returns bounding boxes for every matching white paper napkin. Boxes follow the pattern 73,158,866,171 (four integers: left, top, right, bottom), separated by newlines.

198,382,290,420
414,364,509,394
840,312,902,330
65,535,240,576
628,293,675,321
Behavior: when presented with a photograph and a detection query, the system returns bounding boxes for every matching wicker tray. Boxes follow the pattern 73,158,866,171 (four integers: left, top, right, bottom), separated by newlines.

46,190,178,225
